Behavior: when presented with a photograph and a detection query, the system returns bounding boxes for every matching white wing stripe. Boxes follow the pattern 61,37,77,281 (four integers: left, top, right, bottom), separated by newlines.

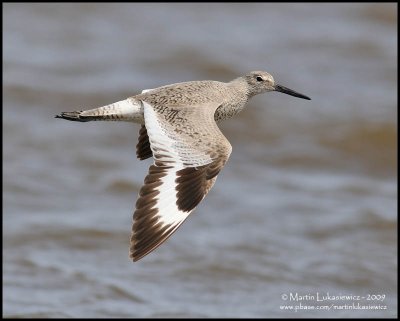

143,101,184,164
154,164,190,226
142,101,213,166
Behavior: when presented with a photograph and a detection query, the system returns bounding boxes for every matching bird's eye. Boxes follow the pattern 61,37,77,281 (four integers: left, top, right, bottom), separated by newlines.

256,76,263,82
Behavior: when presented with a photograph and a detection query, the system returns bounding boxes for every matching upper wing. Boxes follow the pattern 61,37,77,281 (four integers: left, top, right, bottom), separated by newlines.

130,100,232,261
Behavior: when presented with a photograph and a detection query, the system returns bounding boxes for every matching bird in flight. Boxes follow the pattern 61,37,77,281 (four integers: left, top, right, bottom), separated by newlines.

56,71,311,261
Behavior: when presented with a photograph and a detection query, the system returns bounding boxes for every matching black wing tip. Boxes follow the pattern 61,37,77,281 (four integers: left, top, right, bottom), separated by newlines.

129,235,151,262
129,223,178,262
130,254,141,262
129,246,151,262
129,235,160,262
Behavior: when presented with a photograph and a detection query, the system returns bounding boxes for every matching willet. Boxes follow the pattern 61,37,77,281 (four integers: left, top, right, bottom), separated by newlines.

56,71,311,261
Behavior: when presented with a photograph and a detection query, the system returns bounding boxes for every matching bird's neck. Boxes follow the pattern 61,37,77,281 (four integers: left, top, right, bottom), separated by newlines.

227,77,251,99
213,78,251,123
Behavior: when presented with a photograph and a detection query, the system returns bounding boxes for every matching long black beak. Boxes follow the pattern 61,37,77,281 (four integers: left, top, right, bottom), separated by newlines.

275,84,311,100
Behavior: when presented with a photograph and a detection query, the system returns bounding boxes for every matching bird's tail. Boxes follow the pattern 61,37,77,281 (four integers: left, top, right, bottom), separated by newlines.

55,97,144,123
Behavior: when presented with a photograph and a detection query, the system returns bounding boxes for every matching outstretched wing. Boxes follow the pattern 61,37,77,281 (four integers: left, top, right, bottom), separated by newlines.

130,100,232,261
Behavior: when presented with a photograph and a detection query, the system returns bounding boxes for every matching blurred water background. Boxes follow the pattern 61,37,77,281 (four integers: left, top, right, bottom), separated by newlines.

3,3,397,318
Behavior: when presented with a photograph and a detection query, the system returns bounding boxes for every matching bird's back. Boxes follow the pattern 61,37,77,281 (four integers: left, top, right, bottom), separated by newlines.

136,79,249,122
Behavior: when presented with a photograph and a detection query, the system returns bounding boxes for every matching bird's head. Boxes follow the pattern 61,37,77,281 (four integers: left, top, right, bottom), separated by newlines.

245,71,311,100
